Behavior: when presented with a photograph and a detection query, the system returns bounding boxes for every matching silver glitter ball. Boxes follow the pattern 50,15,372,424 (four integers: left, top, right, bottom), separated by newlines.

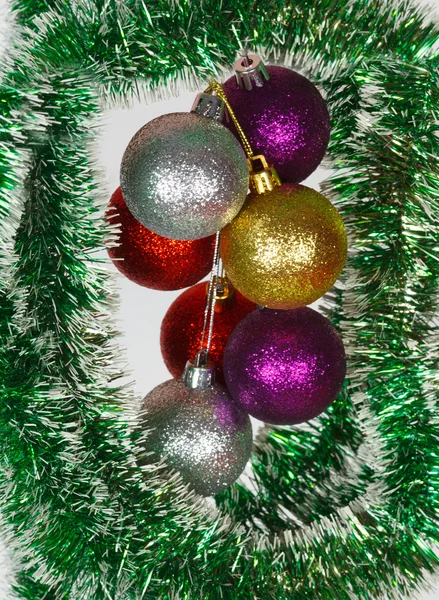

140,379,253,496
120,113,249,240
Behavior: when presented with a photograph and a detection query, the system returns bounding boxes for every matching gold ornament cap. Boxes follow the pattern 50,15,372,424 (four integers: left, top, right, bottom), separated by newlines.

248,155,281,195
234,51,270,90
183,350,215,390
191,93,226,121
205,276,236,313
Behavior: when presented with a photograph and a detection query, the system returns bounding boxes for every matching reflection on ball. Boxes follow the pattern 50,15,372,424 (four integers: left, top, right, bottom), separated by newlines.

140,379,253,496
120,112,249,240
220,184,347,309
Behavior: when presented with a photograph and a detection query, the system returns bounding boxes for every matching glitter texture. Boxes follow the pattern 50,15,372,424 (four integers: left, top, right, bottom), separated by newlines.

160,281,256,379
140,379,253,496
4,0,439,597
107,187,215,290
120,112,249,240
224,307,346,424
223,66,330,183
220,183,347,309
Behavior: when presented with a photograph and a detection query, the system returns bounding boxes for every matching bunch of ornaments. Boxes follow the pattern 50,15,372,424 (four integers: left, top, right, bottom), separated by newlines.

107,53,347,496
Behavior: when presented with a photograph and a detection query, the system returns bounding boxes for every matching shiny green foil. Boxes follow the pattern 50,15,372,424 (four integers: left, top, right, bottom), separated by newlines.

0,0,439,598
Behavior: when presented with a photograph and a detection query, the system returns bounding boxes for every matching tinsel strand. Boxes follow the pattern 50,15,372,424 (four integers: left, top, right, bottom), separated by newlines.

0,0,439,598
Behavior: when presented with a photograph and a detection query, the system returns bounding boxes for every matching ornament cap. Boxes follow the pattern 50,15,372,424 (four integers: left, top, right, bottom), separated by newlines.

206,276,236,313
248,155,281,195
183,350,216,390
233,51,270,91
191,93,226,121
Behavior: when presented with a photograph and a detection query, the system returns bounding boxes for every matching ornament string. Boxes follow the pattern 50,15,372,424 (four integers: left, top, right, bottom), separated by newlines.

199,231,221,355
198,80,255,359
207,255,222,354
205,80,254,159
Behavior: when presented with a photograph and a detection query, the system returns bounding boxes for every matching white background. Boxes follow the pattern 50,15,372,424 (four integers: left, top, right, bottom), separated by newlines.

0,0,439,597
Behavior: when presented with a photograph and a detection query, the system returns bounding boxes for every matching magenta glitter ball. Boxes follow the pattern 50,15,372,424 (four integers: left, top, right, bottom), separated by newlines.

223,66,330,183
223,307,346,425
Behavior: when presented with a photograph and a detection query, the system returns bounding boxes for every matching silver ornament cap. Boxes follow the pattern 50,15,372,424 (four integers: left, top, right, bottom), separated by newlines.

233,50,270,90
120,112,249,241
183,350,215,390
191,93,225,121
140,379,253,496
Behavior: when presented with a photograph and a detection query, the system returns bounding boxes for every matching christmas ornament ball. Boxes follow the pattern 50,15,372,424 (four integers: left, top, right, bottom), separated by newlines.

224,307,346,425
120,112,249,240
160,281,257,378
107,188,215,290
223,65,330,183
140,379,253,496
220,184,347,309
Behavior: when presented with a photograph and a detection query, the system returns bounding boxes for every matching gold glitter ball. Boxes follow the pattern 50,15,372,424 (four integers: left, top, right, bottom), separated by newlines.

220,183,347,309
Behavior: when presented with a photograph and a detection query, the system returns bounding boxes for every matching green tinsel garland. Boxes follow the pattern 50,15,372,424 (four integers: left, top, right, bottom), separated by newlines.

1,0,439,598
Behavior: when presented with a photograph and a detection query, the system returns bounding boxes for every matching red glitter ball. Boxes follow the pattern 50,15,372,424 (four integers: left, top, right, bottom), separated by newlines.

160,281,257,378
107,188,216,290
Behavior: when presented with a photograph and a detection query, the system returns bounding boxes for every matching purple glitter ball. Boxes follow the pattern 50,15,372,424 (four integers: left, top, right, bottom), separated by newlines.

223,307,346,425
223,66,330,183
